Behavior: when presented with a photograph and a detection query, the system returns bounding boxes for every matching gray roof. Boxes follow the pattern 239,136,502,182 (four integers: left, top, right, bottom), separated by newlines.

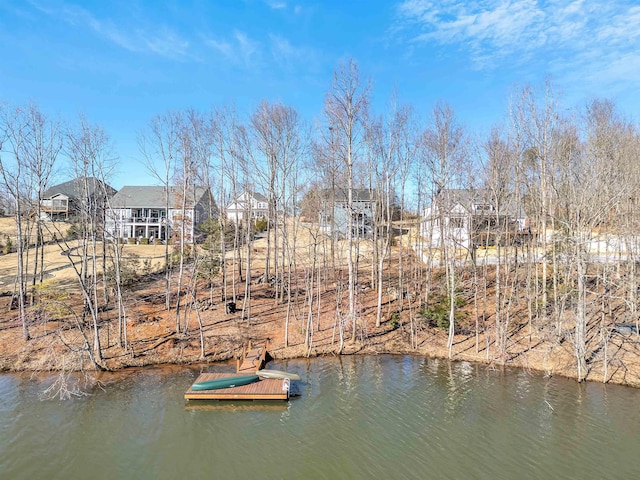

229,191,268,204
433,189,525,217
250,191,268,203
324,188,375,203
42,177,116,200
433,189,478,210
110,186,210,209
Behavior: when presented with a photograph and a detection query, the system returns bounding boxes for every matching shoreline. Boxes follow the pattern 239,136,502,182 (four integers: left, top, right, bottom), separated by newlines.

4,327,637,391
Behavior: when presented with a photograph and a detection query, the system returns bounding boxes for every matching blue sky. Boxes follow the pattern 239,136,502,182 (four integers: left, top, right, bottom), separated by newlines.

1,0,639,189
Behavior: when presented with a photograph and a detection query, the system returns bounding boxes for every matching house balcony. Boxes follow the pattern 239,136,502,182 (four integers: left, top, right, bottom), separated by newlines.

124,217,165,224
41,206,69,213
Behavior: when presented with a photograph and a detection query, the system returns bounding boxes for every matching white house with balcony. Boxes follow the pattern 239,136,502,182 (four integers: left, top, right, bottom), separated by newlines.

105,185,216,243
422,189,527,249
225,191,269,223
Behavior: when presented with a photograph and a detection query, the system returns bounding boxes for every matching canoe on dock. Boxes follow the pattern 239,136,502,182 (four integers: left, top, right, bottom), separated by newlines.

191,374,259,391
185,373,289,400
184,341,291,401
256,369,301,381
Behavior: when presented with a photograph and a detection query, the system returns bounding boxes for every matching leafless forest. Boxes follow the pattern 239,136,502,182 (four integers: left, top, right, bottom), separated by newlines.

2,59,640,386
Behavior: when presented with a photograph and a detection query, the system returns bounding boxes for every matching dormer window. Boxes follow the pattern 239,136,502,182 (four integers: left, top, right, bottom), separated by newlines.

474,204,493,212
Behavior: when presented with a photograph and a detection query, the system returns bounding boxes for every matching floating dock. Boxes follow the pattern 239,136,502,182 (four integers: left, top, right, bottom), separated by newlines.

185,341,290,401
184,372,290,400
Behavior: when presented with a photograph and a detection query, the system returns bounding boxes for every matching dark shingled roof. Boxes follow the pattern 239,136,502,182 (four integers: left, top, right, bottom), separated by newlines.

250,191,268,203
110,186,210,208
322,188,375,203
42,177,116,200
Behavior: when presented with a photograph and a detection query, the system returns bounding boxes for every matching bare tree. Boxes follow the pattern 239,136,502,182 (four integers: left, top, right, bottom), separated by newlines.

173,110,210,333
20,106,63,297
57,115,116,368
564,100,634,381
139,111,182,311
392,104,420,345
0,104,59,340
309,123,345,273
208,105,237,304
250,101,304,303
482,127,521,361
233,124,256,322
364,100,414,329
323,59,370,345
422,101,468,358
512,83,561,328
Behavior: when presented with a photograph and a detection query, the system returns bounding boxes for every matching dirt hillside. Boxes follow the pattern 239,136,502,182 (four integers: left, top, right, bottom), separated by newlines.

0,218,639,389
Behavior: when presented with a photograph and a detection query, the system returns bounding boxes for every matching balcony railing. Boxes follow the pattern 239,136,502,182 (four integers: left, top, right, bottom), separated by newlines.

123,217,164,224
41,206,69,213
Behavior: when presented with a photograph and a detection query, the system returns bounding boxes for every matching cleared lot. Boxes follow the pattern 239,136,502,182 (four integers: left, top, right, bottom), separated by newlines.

0,219,167,288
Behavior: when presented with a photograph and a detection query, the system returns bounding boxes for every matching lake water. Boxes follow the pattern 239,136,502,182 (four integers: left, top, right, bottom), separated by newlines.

1,356,639,479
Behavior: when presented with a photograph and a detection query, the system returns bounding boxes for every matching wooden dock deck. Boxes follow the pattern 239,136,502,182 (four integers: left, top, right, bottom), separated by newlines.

185,341,289,401
184,373,289,400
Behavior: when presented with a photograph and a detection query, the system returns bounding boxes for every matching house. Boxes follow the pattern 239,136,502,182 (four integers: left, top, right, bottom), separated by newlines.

40,177,116,221
421,189,527,248
225,191,269,223
105,185,217,243
319,188,377,238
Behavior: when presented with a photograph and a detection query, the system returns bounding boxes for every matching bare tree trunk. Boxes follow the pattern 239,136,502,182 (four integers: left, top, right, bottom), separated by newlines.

422,102,468,358
139,112,182,311
242,212,252,322
324,59,369,344
575,251,587,381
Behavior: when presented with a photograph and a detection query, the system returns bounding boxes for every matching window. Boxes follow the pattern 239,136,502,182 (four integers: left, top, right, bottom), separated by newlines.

474,204,493,212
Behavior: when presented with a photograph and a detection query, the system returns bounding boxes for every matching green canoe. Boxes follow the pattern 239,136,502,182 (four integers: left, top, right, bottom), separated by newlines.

191,375,260,391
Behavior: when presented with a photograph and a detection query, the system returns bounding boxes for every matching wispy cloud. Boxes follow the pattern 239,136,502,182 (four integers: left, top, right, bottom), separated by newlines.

30,1,191,60
269,34,317,69
235,31,260,64
265,0,287,10
206,38,234,59
205,30,261,67
394,0,640,87
262,0,306,15
205,29,321,76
